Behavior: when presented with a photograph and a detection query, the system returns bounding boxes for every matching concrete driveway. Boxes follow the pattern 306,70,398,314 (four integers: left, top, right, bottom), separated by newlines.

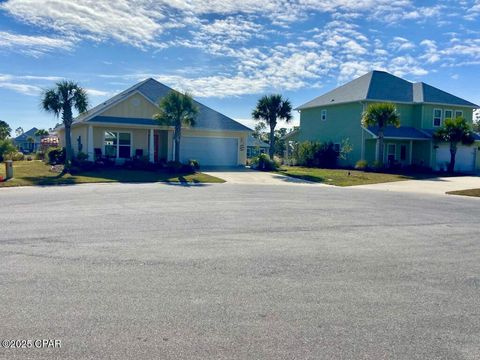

353,175,480,196
203,167,322,185
1,183,480,359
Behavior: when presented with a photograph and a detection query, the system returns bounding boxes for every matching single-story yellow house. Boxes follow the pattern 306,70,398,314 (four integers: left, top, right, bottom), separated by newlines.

56,78,251,166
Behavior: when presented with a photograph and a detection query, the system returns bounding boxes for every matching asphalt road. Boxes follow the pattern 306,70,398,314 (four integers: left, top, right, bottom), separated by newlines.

1,183,479,360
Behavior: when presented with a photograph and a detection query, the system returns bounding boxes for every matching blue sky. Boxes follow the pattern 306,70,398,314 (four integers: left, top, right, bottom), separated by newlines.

0,0,479,135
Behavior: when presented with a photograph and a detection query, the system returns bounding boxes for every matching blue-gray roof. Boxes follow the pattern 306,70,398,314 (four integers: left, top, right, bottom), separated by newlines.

80,78,251,132
368,126,432,140
298,71,478,109
14,127,38,141
247,135,270,148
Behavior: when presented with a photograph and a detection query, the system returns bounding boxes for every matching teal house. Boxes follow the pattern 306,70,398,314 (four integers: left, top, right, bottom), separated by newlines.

292,71,480,172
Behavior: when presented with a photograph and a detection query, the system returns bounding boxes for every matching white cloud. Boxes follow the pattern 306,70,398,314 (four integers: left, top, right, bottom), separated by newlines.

0,82,41,96
0,31,74,56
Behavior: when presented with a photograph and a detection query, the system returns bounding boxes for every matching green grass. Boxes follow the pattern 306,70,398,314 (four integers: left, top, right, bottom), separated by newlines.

447,188,480,198
276,166,418,187
0,160,224,188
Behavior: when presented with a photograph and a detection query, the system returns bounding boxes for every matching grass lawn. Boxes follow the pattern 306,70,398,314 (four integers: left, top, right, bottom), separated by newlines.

447,188,480,198
276,166,419,187
0,160,224,188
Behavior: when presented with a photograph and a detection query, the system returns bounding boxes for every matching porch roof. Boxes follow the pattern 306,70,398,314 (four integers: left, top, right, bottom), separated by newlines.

421,128,480,141
89,116,157,126
367,126,432,140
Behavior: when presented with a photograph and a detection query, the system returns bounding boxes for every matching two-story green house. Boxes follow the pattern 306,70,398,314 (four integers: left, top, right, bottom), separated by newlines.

292,71,480,172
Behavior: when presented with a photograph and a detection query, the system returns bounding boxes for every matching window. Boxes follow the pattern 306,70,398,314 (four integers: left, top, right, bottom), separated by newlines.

104,131,131,159
400,144,407,161
455,110,463,119
444,109,453,120
321,109,327,121
433,109,442,127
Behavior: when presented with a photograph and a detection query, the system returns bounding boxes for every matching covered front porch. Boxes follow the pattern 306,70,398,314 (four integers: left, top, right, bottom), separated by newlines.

362,126,433,168
72,124,174,164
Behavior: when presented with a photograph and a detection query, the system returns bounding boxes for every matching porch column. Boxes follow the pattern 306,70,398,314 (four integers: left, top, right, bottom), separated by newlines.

149,129,154,163
375,139,379,162
409,140,413,165
87,125,94,161
167,130,173,161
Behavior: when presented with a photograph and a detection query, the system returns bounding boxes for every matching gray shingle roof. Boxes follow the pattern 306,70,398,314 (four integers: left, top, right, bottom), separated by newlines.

77,78,251,132
247,135,270,148
14,127,39,141
298,71,478,110
367,126,432,140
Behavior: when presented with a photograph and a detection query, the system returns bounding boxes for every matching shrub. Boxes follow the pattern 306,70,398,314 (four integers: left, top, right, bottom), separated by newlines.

45,147,66,164
251,153,279,171
4,152,25,161
34,151,45,160
164,160,196,173
355,160,368,170
0,139,17,162
188,159,200,170
76,151,89,161
371,160,383,170
294,141,339,168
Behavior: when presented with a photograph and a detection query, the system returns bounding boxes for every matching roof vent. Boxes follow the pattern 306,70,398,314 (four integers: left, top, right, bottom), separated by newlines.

331,99,335,102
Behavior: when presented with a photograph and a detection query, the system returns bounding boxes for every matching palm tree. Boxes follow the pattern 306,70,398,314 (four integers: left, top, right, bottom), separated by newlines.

361,103,400,165
153,91,198,163
252,94,292,159
42,80,88,169
26,136,35,152
34,129,49,138
434,117,475,173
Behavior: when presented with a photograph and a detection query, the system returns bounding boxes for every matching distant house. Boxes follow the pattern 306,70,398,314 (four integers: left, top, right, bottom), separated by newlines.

292,70,480,172
13,127,40,153
247,135,269,158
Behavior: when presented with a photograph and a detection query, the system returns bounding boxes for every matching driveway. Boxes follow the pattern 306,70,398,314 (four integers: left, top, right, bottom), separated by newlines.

202,167,322,185
353,175,480,196
1,183,480,359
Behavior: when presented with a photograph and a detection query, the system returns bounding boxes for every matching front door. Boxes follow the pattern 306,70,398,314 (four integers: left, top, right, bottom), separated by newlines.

154,134,159,162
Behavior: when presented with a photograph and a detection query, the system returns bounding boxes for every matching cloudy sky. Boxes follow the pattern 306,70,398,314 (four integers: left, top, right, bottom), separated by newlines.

0,0,479,133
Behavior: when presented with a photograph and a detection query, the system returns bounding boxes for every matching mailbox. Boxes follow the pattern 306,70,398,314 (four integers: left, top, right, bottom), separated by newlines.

5,160,13,180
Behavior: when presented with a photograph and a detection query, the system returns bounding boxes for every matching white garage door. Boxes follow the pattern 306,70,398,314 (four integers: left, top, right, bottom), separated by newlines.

436,144,476,172
180,136,238,166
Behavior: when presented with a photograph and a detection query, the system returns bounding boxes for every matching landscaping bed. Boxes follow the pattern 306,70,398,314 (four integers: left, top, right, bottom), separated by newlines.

0,160,224,188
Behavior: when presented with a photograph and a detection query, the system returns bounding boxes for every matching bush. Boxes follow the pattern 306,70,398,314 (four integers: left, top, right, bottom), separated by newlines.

165,160,196,173
0,139,17,162
45,147,65,164
355,160,368,170
76,151,89,161
188,159,200,170
251,153,279,171
4,152,25,161
371,160,383,170
294,141,339,168
34,151,45,160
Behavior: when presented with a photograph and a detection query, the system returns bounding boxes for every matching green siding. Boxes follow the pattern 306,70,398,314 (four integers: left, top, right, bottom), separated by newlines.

297,99,475,169
298,102,363,166
421,105,473,129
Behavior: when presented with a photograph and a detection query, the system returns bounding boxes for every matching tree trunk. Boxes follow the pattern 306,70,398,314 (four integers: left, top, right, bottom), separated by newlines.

63,105,73,170
269,125,275,159
448,142,457,173
377,129,384,166
64,124,72,169
174,123,182,163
